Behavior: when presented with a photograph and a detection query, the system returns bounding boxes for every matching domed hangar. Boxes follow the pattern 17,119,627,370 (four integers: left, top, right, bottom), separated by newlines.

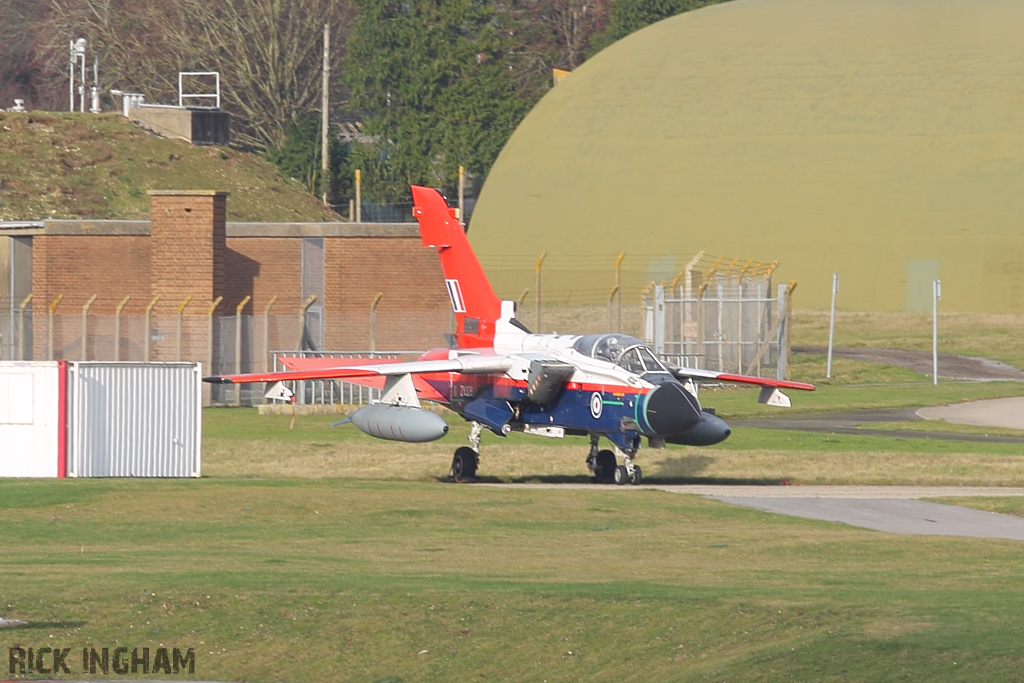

470,0,1024,314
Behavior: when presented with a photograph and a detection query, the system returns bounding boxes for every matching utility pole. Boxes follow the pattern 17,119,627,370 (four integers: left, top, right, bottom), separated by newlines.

321,23,330,207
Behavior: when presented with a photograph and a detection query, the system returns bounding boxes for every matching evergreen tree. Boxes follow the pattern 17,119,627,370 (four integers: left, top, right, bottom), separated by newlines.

345,0,542,202
265,114,353,209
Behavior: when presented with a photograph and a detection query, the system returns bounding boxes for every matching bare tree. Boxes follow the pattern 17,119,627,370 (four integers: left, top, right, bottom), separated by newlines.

0,0,57,109
503,0,609,93
549,0,609,68
41,0,354,151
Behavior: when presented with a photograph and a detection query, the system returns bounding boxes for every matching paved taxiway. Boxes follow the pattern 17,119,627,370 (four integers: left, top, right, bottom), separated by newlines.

490,396,1024,540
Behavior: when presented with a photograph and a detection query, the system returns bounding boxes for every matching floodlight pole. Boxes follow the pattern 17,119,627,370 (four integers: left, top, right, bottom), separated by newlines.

932,279,941,386
826,272,838,378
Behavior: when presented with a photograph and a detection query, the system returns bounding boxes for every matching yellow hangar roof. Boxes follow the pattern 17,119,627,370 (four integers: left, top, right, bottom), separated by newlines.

470,0,1024,313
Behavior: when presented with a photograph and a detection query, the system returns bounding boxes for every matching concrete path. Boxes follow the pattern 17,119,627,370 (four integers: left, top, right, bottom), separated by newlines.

710,496,1024,540
917,396,1024,430
484,483,1024,540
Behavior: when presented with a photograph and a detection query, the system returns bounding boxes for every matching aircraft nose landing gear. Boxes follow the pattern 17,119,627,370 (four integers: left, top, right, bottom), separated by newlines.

614,456,642,486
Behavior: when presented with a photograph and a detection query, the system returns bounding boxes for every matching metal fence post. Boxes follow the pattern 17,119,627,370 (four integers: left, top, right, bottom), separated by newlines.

458,165,465,225
641,282,655,345
114,295,130,361
355,169,362,223
653,285,665,356
18,294,32,360
47,294,63,360
235,295,251,405
299,295,317,350
614,252,625,332
80,294,97,361
176,296,192,361
783,282,797,380
263,295,277,373
826,273,838,379
369,292,383,354
607,285,619,333
206,296,223,406
144,296,160,362
932,279,941,386
535,251,546,332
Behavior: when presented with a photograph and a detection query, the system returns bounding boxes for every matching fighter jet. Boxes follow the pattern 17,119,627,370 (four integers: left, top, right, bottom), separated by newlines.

205,186,813,483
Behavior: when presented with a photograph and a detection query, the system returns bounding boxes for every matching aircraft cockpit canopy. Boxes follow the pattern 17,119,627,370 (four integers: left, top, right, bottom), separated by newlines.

572,334,670,375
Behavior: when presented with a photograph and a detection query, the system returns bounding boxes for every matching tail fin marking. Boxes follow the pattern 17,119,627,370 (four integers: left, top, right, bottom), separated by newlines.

411,185,502,348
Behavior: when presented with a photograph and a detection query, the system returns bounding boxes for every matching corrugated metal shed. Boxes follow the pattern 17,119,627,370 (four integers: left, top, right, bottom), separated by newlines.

0,361,65,477
67,362,202,477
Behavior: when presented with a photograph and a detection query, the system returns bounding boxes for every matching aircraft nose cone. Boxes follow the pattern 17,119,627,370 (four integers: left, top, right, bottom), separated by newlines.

642,382,702,436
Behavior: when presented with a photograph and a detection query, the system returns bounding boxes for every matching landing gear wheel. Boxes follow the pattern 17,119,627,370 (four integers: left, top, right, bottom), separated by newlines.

613,465,629,485
452,447,479,481
630,465,643,485
594,450,617,484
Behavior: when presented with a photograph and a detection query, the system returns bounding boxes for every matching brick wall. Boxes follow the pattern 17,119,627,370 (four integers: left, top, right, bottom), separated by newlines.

224,237,302,315
23,192,453,360
325,237,449,349
32,233,151,314
149,190,227,312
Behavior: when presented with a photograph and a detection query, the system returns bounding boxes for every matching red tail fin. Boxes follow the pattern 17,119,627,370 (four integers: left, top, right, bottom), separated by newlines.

411,185,502,348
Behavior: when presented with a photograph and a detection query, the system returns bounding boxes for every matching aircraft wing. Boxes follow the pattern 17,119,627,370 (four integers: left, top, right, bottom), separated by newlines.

203,355,515,385
668,365,814,407
670,366,815,391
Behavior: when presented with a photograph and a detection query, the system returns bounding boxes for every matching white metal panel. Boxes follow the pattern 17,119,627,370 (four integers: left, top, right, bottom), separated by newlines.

68,362,202,477
0,361,60,477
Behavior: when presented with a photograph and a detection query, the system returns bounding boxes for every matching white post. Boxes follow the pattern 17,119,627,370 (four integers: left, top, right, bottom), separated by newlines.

826,272,838,378
79,49,86,113
90,50,101,113
69,41,74,112
932,279,941,385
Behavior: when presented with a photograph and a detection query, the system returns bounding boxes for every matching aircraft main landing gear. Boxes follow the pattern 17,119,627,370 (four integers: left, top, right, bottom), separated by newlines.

586,436,617,483
587,436,641,484
451,422,483,482
451,447,478,480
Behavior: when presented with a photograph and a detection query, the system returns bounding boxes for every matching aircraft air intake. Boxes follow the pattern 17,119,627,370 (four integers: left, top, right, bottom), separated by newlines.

640,382,703,437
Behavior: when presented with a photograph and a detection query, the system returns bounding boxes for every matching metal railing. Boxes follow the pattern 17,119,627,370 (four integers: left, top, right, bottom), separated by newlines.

268,350,423,407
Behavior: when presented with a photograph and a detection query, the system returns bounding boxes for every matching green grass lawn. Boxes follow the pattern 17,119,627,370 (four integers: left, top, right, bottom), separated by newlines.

6,326,1024,682
4,476,1024,682
4,391,1024,681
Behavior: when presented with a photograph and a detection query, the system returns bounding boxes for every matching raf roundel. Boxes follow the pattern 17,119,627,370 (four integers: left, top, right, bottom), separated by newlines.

590,392,603,419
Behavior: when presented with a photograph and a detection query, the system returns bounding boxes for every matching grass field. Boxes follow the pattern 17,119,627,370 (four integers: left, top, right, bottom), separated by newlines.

4,313,1024,681
5,472,1024,681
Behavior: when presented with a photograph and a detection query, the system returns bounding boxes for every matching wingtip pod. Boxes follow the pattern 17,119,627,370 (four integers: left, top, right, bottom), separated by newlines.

410,185,502,348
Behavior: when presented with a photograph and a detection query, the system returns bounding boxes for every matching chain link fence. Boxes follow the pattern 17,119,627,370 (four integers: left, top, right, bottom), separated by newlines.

2,308,450,406
644,279,795,380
